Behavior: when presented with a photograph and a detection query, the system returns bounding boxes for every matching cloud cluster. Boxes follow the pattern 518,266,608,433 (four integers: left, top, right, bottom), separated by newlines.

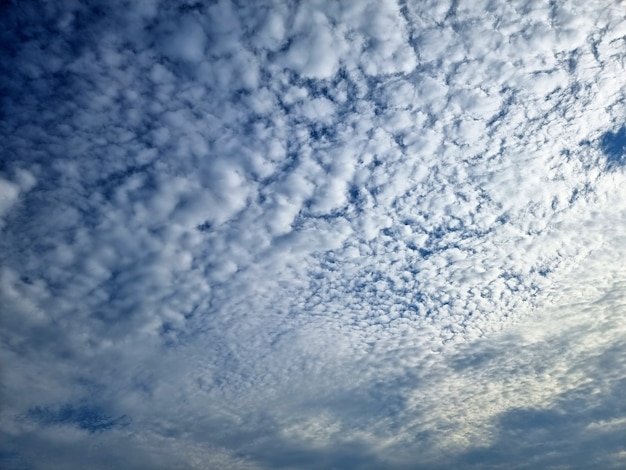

1,0,625,468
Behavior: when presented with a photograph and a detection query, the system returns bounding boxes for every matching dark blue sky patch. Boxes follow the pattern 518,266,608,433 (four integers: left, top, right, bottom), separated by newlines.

0,449,26,470
497,407,566,431
449,346,502,372
26,404,130,434
600,126,626,168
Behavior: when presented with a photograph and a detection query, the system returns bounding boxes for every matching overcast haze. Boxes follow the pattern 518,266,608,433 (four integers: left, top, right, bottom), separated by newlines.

1,0,626,469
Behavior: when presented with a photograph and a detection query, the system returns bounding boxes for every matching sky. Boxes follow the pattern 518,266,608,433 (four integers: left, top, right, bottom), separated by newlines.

1,0,626,469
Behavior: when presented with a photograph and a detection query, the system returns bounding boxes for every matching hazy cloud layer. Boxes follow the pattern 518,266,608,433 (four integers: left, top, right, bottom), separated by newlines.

1,0,625,468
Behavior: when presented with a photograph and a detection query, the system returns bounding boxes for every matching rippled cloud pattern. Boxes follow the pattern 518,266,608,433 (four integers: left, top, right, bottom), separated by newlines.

1,1,626,469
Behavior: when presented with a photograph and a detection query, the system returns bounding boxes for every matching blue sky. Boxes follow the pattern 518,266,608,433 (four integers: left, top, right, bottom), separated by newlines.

1,1,626,469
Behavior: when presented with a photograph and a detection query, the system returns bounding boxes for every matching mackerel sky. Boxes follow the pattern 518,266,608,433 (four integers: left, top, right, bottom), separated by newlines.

1,1,626,469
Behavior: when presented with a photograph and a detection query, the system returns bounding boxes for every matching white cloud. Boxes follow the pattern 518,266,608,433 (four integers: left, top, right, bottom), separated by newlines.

160,17,206,64
0,177,20,224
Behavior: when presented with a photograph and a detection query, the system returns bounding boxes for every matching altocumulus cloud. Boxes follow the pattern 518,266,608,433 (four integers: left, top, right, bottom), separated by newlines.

1,0,626,469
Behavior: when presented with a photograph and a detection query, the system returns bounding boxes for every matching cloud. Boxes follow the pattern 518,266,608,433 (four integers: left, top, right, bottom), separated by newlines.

0,169,36,228
1,0,626,468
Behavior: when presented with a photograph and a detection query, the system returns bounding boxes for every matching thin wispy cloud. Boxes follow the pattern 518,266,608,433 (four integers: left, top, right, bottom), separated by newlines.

1,1,625,469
